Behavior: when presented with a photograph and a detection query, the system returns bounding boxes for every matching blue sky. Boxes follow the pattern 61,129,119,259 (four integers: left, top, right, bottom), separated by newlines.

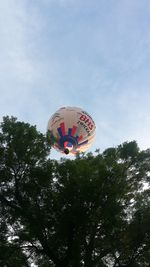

1,0,150,159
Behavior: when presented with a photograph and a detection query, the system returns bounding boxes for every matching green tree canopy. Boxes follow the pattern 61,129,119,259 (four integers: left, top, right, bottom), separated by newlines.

0,116,149,267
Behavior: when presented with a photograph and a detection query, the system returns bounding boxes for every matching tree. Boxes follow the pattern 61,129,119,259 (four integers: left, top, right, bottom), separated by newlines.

0,116,149,267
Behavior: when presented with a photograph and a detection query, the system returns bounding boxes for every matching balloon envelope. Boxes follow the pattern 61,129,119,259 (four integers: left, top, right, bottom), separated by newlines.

47,106,96,155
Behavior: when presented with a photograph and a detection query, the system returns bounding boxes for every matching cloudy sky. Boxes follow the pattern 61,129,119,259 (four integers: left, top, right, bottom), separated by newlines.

1,0,150,159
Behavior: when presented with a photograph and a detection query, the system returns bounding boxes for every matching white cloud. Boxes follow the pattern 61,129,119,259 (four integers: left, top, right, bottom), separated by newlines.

0,0,48,83
0,0,45,118
41,0,77,7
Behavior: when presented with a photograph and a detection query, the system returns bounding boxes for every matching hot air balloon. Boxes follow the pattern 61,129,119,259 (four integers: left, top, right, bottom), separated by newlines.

47,106,96,155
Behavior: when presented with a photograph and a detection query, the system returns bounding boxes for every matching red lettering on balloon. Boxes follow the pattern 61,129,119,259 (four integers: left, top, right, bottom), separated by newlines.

79,114,94,131
80,114,86,121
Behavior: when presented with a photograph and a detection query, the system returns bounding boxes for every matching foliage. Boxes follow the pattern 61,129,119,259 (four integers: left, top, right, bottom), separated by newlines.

0,116,149,267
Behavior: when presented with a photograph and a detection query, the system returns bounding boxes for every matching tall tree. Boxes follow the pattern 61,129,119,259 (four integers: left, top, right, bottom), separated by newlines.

0,116,149,267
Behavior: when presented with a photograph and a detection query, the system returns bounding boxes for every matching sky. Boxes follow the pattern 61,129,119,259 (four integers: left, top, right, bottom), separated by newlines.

1,0,150,159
